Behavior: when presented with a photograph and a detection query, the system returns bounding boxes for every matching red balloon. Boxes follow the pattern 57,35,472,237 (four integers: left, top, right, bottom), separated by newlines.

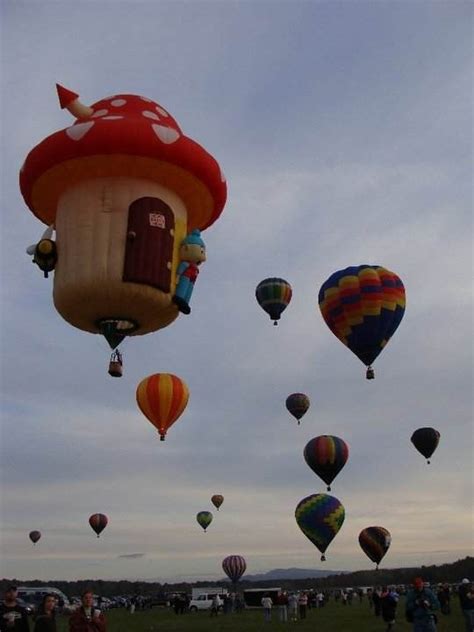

89,513,108,538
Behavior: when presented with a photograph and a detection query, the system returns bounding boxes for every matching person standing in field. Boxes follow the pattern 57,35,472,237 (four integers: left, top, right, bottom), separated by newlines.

458,579,474,632
69,590,106,632
380,586,399,632
276,591,288,622
210,594,221,617
33,595,57,632
288,593,298,622
298,592,308,620
0,586,29,632
261,594,272,622
405,577,439,632
436,584,451,616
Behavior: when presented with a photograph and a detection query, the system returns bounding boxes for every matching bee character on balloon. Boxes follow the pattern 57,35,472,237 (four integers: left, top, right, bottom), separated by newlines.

172,229,206,315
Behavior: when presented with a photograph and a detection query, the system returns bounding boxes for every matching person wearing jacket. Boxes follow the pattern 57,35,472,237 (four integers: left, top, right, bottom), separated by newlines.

69,591,106,632
33,595,57,632
458,579,474,632
381,586,399,632
405,578,440,632
0,586,29,632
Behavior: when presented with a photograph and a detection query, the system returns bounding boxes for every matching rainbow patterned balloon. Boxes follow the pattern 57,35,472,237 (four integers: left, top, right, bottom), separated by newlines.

295,493,345,561
222,555,247,583
318,266,405,378
304,436,349,491
255,278,292,325
359,526,391,568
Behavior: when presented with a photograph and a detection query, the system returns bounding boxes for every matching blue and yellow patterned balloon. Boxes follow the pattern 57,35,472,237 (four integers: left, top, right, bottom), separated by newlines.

318,265,405,379
256,278,292,325
295,493,345,561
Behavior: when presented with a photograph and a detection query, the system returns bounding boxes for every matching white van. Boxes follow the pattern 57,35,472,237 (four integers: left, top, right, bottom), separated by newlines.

17,587,72,613
189,590,228,612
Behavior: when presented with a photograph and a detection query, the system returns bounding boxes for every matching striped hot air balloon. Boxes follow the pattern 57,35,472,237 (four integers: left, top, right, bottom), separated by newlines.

136,373,189,441
286,393,310,425
29,530,41,545
255,278,292,325
295,493,345,561
359,526,391,569
318,266,406,379
303,436,349,491
89,513,108,538
196,511,213,532
211,495,224,510
222,555,247,583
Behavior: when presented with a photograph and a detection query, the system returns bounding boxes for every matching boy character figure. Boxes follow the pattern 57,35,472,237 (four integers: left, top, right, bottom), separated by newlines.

172,230,206,315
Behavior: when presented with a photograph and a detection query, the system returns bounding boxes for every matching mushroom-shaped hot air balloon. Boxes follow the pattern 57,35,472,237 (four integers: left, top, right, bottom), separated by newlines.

89,513,108,538
136,373,189,441
21,85,227,372
29,530,41,545
222,555,247,584
196,511,213,532
303,436,349,491
255,278,292,325
359,526,391,569
211,494,224,511
286,393,310,425
295,493,345,561
318,266,405,379
411,428,440,464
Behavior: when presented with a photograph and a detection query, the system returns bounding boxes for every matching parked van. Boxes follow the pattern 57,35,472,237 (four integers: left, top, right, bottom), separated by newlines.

189,589,228,612
17,587,72,613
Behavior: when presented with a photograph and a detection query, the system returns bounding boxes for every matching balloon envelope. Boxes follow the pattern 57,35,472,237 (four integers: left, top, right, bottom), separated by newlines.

89,513,108,537
29,530,41,544
196,511,213,532
295,493,345,561
286,393,310,423
411,427,440,462
222,555,247,583
211,495,224,510
359,526,391,567
318,266,405,375
256,278,292,324
136,373,189,440
304,436,349,490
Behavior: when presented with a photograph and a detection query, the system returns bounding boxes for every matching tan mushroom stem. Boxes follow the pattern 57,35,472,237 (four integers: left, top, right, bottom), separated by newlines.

65,98,94,119
53,176,188,336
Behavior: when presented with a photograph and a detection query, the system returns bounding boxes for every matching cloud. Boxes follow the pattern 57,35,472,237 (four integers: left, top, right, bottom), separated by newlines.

117,553,145,560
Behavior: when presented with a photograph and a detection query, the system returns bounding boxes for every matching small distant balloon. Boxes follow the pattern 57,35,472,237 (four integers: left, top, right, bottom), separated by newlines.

196,511,213,532
211,495,224,511
29,531,41,545
304,435,349,491
286,393,310,425
255,278,292,325
89,513,108,538
222,555,247,583
359,526,391,569
411,427,440,464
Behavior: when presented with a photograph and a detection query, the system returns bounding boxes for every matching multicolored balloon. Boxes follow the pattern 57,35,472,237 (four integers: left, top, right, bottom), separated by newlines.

222,555,247,583
211,495,224,511
359,526,391,569
286,393,310,425
304,436,349,491
295,493,345,561
318,266,406,379
136,373,189,441
29,530,41,545
196,511,213,532
256,278,292,325
89,513,108,538
411,428,440,464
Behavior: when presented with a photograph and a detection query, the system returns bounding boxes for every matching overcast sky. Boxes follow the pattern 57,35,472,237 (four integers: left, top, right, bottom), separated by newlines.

1,0,472,582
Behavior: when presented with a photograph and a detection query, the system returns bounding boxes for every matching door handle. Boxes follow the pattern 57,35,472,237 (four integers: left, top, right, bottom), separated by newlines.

127,231,136,241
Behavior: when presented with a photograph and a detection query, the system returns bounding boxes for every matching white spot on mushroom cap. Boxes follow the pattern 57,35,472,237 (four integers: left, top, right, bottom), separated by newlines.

102,116,124,120
156,106,169,117
110,98,126,107
152,124,180,144
91,109,109,118
66,121,95,140
142,110,160,120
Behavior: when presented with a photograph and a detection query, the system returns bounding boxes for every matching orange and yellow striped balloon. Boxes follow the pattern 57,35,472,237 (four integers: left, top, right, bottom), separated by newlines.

136,373,189,441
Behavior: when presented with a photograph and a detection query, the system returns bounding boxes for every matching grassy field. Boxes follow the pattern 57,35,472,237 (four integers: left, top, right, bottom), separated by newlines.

52,599,465,631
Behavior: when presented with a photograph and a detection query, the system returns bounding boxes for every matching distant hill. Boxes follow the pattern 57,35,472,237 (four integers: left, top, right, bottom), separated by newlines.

244,568,345,581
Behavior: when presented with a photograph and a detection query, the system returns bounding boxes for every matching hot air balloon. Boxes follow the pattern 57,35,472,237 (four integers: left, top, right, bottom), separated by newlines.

286,393,310,425
89,513,108,538
211,495,224,511
295,493,345,561
359,526,391,569
21,84,227,373
303,436,349,491
318,266,405,379
136,373,189,441
411,428,440,464
29,530,41,545
196,511,213,532
255,278,292,325
222,555,247,584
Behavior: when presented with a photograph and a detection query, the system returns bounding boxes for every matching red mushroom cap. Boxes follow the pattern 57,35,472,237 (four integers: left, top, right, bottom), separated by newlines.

20,90,227,230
